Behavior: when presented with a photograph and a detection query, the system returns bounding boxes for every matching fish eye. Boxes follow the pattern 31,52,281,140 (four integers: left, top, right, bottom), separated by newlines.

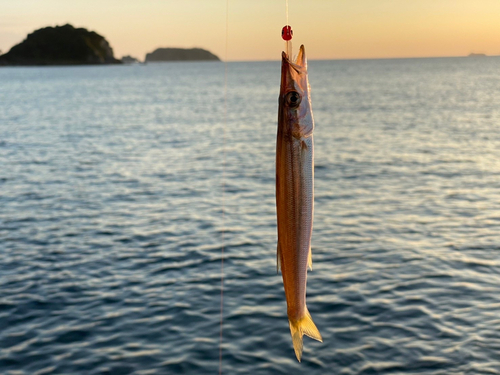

285,91,301,108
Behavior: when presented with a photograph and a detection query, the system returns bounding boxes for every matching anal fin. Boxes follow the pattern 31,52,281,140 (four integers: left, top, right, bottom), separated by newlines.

277,243,282,273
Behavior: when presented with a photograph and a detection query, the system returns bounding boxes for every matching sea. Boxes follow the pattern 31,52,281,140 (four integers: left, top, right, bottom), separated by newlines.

1,56,500,374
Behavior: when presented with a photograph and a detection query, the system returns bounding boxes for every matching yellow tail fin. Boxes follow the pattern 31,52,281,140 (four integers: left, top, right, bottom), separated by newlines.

288,308,322,362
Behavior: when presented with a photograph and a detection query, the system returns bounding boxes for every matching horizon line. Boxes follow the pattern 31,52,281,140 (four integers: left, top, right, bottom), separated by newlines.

223,53,499,63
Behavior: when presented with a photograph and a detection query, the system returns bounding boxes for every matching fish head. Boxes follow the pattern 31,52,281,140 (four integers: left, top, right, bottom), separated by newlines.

279,45,314,139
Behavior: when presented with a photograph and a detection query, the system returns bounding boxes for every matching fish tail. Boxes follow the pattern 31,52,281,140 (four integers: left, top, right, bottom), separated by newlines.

288,308,322,361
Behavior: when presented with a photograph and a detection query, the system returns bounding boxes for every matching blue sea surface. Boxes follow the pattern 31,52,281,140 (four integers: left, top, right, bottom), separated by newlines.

1,57,500,374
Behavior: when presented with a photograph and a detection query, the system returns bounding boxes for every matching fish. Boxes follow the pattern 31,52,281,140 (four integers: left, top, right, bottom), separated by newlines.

276,44,322,362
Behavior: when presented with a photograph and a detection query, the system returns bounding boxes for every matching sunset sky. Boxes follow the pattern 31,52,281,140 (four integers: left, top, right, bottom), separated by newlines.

1,0,500,61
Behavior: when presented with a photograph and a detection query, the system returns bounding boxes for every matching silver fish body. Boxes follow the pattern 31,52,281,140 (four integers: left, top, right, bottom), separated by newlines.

276,45,322,362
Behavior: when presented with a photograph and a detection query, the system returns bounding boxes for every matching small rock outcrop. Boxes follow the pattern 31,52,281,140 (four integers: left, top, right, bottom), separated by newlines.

121,55,140,64
0,24,121,66
145,48,220,62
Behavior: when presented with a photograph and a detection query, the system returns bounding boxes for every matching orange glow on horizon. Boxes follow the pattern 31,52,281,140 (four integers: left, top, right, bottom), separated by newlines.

1,0,500,61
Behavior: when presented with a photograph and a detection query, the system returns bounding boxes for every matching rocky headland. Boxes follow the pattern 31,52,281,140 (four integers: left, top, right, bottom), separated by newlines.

0,24,121,66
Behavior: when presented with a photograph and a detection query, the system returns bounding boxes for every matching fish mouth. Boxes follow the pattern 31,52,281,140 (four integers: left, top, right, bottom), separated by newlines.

282,44,306,71
281,45,307,91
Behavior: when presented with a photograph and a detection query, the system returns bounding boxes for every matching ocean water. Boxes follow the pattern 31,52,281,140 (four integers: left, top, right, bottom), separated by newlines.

1,57,500,374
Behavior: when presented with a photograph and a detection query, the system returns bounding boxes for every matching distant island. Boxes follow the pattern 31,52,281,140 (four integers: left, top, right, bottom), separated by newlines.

0,24,220,66
468,53,487,57
145,48,220,62
0,24,121,66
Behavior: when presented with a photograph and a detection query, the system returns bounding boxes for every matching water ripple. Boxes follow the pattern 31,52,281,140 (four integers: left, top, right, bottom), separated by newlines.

1,58,500,373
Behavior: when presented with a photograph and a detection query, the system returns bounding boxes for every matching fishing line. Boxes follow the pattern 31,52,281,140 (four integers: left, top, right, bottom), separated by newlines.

284,0,292,58
219,0,228,374
286,0,289,27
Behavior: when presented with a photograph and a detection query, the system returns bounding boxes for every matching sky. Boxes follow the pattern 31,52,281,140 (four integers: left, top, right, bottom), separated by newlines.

1,0,500,61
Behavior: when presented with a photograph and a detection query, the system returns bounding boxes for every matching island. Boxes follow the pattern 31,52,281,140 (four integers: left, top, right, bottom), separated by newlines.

145,48,220,62
0,24,121,66
468,53,487,57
